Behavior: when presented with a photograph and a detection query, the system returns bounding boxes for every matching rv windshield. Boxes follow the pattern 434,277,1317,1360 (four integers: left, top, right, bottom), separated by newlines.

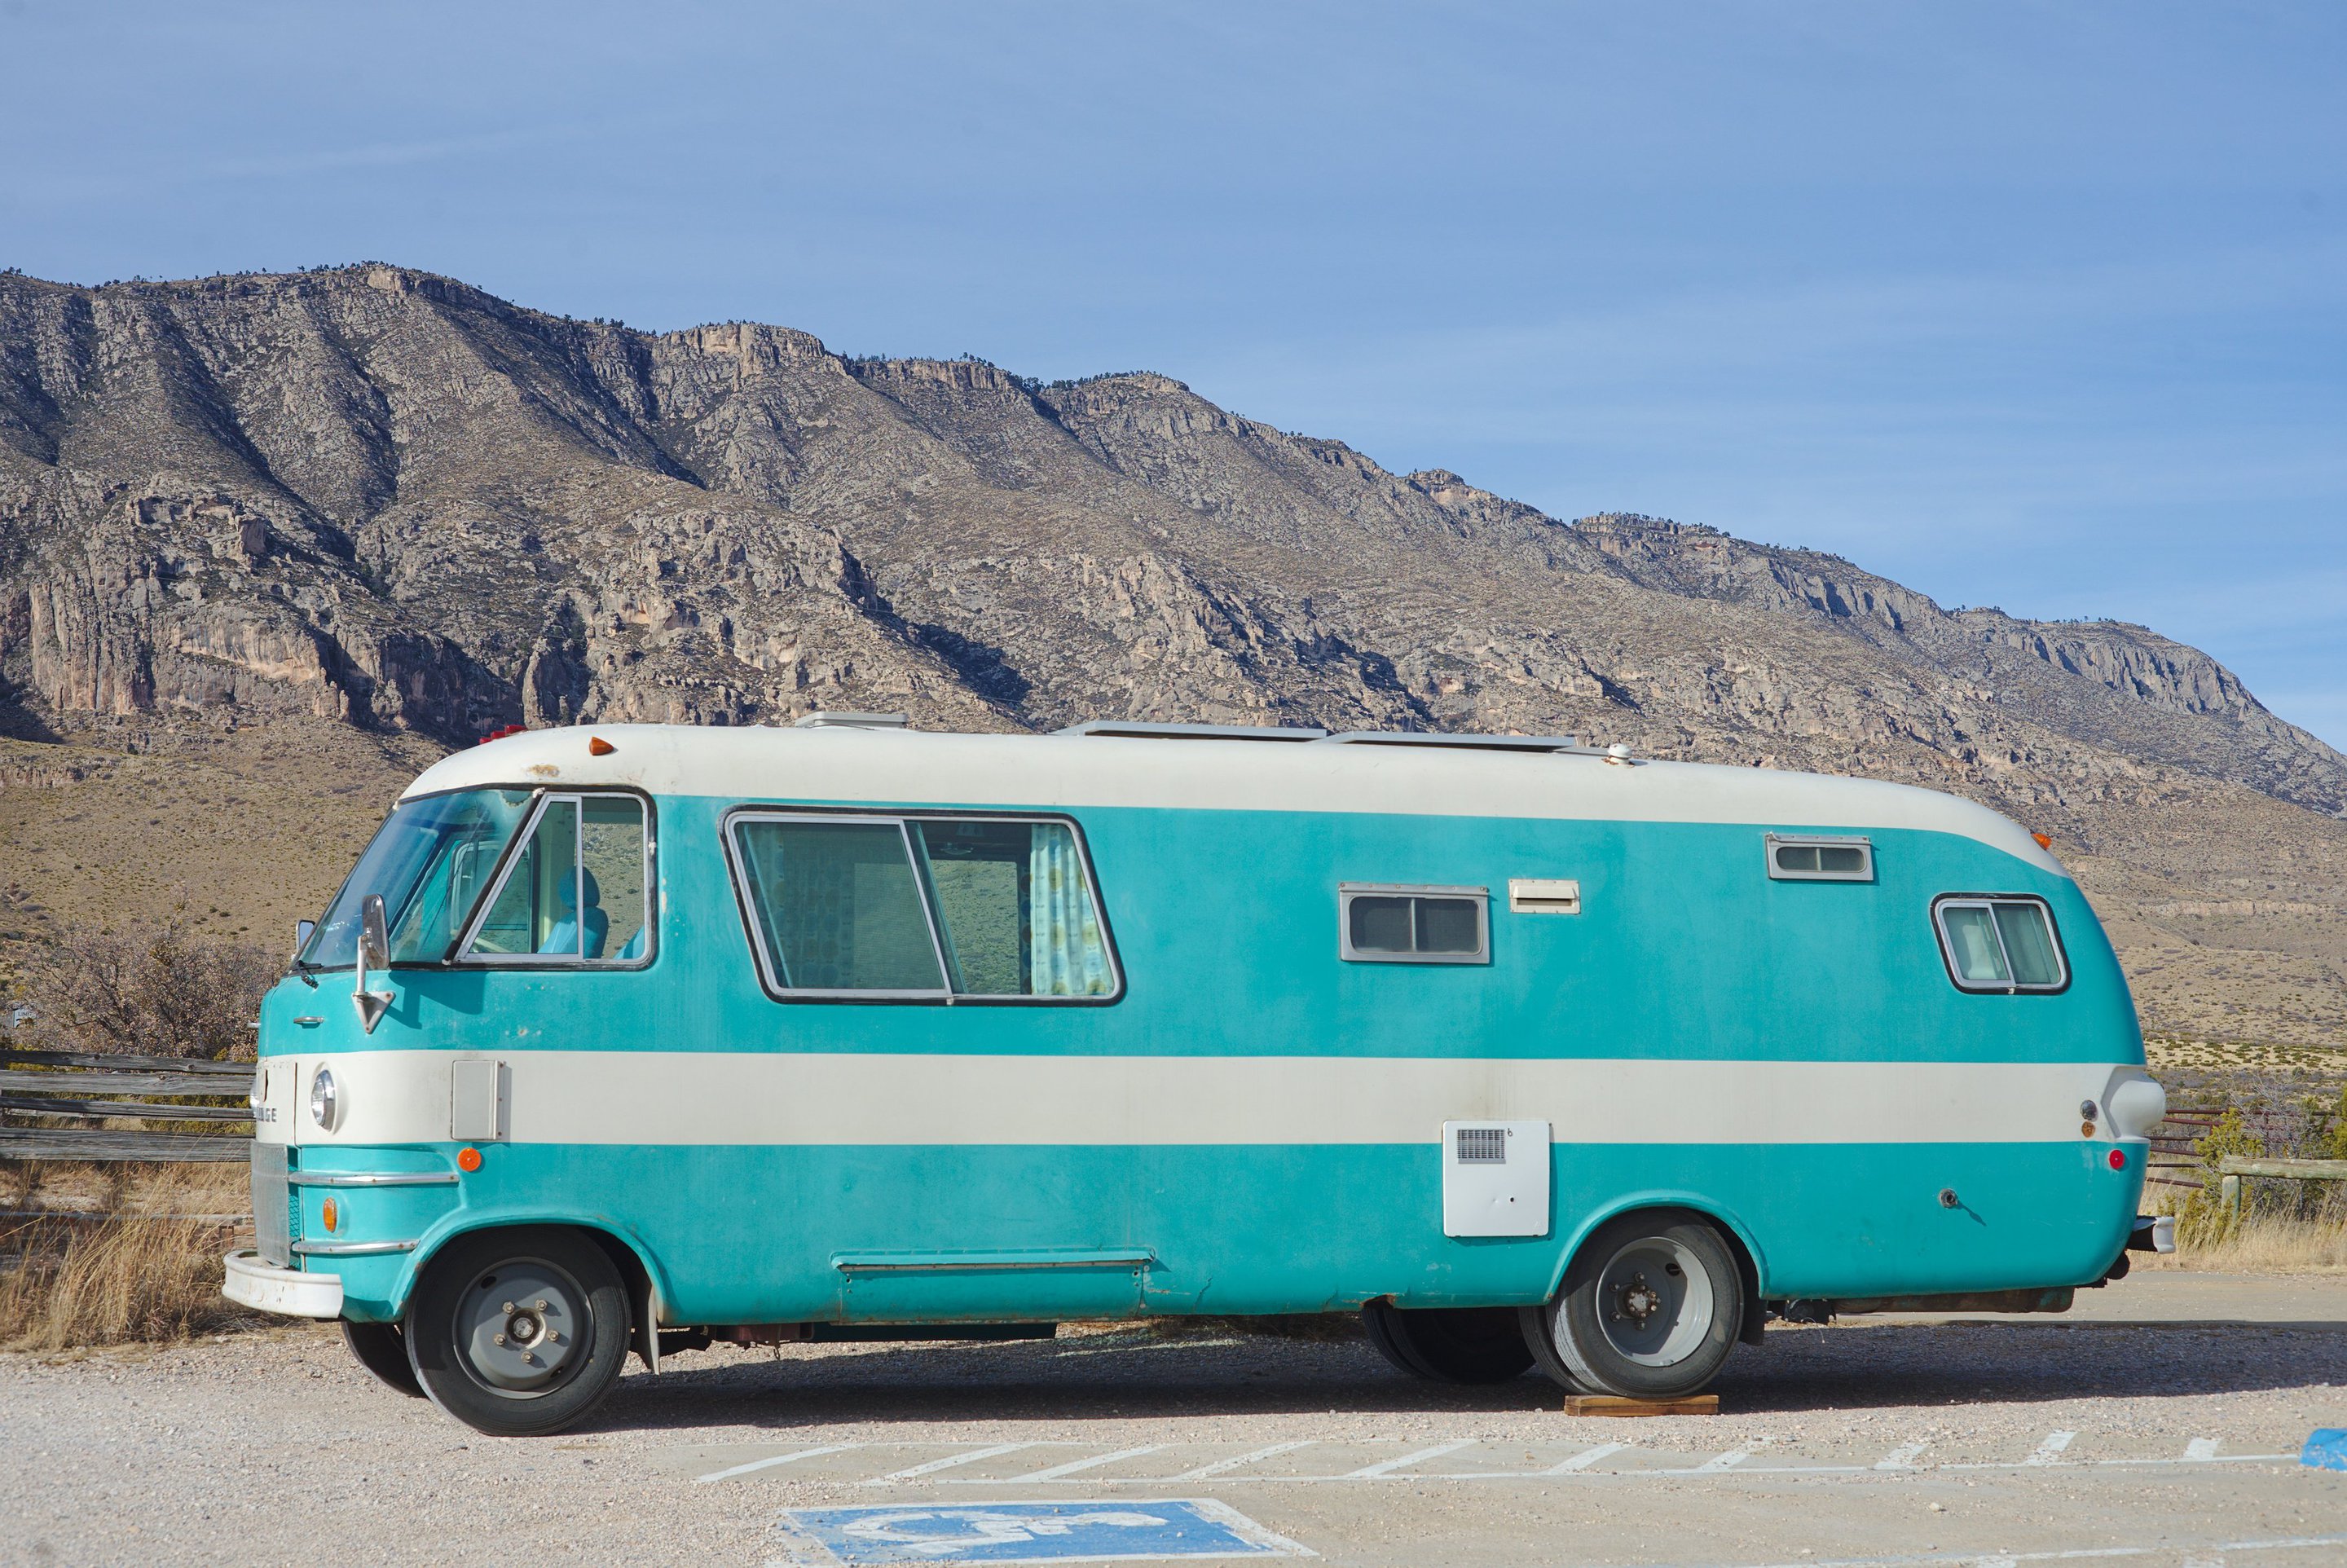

299,789,538,969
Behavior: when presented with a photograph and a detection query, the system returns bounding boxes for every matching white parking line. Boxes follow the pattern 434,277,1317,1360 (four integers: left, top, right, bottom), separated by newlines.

694,1444,860,1484
863,1442,1046,1484
2023,1430,2076,1465
1604,1531,2347,1568
2186,1437,2221,1460
1055,1337,1246,1358
1344,1439,1478,1478
1545,1442,1630,1473
1164,1441,1319,1482
849,1440,2301,1489
1694,1439,1769,1473
1006,1445,1168,1482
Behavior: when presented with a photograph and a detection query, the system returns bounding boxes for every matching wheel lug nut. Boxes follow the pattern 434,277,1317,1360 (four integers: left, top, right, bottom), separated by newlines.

493,1333,505,1345
501,1302,514,1313
535,1299,548,1310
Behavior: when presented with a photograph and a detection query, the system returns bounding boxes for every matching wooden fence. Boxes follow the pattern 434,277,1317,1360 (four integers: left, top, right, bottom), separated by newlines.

0,1050,254,1162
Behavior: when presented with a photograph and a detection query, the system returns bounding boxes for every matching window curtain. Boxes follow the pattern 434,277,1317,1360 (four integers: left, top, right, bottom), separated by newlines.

1028,824,1112,997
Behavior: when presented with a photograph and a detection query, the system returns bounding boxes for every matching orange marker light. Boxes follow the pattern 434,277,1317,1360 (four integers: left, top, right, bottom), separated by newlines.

2032,833,2054,849
457,1147,482,1172
588,737,615,756
320,1197,340,1232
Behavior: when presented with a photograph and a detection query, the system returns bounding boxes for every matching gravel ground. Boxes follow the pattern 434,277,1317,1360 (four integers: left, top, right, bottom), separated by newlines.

4,1287,2345,1568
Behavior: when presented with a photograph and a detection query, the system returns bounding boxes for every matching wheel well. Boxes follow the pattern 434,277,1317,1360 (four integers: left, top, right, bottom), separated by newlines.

403,1219,659,1336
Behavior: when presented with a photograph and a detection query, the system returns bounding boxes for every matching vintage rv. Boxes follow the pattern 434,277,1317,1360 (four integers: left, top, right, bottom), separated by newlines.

224,719,2170,1435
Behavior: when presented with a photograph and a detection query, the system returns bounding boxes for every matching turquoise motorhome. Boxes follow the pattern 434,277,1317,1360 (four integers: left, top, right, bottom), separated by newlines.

224,719,2172,1435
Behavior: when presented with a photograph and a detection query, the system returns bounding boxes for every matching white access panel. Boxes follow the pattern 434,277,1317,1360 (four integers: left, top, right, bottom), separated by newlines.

449,1058,509,1142
1441,1120,1551,1237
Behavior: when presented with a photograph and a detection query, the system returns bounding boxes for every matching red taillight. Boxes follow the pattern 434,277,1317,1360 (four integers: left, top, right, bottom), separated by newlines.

2107,1149,2127,1170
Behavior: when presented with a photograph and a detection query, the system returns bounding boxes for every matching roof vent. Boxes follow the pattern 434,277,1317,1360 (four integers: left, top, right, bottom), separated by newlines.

1319,732,1587,754
792,712,909,729
1057,720,1328,742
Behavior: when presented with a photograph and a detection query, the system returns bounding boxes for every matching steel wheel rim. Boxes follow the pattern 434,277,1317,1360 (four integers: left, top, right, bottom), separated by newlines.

1593,1235,1712,1366
454,1257,588,1397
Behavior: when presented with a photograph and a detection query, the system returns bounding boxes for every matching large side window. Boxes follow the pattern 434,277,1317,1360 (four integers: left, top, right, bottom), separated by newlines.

462,794,650,964
728,813,1119,1002
1933,896,2066,993
732,818,948,994
911,820,1116,998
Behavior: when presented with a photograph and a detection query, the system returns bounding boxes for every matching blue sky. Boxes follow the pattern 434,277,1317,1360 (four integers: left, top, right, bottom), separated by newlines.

4,2,2341,746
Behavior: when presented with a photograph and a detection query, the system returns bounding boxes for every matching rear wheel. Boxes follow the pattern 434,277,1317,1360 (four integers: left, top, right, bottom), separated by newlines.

1521,1210,1742,1398
404,1227,632,1437
342,1319,423,1398
1362,1301,1535,1384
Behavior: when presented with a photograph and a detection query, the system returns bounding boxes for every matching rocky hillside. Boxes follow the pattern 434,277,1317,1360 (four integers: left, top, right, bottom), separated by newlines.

2,265,2343,1046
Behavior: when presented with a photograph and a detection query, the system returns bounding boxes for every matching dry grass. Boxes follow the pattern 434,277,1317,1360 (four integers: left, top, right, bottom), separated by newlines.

0,1162,260,1352
2138,1212,2347,1275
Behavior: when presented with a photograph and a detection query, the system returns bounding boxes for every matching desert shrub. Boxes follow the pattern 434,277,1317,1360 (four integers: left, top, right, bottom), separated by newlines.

22,918,276,1061
2175,1107,2267,1243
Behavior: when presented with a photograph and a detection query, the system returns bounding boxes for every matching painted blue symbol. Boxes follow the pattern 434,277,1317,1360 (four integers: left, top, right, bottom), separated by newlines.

2303,1429,2347,1471
772,1498,1315,1565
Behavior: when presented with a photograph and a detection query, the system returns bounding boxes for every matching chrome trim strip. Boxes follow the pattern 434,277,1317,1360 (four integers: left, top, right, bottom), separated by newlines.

833,1248,1155,1275
286,1170,459,1188
290,1236,420,1257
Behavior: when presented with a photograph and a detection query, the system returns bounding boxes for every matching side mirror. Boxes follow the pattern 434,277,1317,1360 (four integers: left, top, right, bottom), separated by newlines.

293,919,315,959
352,894,394,1034
359,896,390,969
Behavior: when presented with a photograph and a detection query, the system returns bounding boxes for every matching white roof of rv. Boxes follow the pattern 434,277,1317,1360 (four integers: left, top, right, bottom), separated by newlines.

402,724,2063,872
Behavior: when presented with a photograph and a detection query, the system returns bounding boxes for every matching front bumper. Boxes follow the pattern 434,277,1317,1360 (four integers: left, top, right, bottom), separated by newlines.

222,1249,344,1319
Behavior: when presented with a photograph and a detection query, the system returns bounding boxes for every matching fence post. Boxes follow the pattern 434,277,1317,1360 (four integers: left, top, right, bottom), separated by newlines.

2221,1174,2242,1219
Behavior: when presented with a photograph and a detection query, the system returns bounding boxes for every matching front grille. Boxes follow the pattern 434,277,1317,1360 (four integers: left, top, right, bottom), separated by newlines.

250,1143,291,1266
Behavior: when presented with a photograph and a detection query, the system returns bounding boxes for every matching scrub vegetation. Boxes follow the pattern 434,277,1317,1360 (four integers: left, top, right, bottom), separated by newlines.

16,916,276,1062
0,1165,258,1352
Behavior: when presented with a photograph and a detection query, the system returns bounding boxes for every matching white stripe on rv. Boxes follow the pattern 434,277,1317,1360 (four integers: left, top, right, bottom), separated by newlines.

261,1051,2153,1150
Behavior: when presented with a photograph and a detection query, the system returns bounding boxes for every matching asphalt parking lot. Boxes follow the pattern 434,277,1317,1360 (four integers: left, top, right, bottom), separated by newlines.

4,1273,2343,1568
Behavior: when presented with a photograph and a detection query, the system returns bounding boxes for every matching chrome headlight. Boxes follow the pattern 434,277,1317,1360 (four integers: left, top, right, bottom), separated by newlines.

310,1066,341,1132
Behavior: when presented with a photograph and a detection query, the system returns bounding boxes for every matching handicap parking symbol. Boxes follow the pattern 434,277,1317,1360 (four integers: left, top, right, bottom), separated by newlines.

771,1498,1315,1565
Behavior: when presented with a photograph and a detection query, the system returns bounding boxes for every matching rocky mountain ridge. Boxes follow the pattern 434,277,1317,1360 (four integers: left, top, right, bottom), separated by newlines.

0,262,2341,833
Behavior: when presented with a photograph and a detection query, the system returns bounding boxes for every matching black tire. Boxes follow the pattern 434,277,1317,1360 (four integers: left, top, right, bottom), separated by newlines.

342,1319,424,1398
403,1226,633,1437
1362,1300,1535,1385
1521,1209,1743,1399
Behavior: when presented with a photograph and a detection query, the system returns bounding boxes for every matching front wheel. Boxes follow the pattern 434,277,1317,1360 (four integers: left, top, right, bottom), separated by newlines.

1521,1209,1742,1398
1363,1301,1534,1384
404,1227,633,1437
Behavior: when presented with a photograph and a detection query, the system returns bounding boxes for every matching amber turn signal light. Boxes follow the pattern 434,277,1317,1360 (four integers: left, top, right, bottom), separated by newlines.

2032,832,2054,849
320,1197,340,1232
457,1147,482,1172
588,737,615,756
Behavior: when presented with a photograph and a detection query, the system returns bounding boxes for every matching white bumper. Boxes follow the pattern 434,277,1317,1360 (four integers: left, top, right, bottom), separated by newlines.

222,1249,344,1319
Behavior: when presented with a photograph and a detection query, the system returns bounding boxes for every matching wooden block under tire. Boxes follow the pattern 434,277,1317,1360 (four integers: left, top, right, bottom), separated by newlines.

1564,1394,1720,1416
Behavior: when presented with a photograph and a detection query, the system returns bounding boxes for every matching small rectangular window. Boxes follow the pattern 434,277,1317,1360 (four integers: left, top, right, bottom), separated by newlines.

728,812,1121,1002
1338,884,1490,964
1933,896,2067,993
1765,833,1873,882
